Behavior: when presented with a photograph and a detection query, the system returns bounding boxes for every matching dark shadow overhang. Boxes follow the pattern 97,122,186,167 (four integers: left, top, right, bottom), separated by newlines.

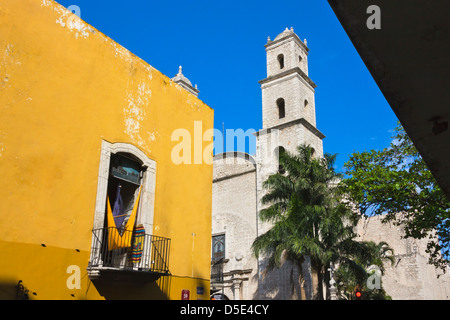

327,0,450,199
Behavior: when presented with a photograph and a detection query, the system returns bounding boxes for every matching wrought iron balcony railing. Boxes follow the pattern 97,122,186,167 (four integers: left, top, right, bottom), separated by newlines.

88,227,171,282
211,258,225,284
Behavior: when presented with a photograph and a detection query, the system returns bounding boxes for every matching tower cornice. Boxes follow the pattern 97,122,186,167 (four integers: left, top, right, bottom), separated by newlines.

265,32,309,53
254,118,326,140
258,67,317,89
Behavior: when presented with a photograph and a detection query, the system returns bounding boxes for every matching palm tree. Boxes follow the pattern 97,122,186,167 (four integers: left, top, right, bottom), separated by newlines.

252,145,394,300
335,241,395,300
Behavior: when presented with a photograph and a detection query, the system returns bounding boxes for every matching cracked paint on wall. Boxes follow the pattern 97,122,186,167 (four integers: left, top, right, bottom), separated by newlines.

124,80,152,150
2,44,20,89
41,0,94,39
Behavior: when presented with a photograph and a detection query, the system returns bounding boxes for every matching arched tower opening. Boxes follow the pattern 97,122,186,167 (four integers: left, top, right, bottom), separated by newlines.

277,98,285,119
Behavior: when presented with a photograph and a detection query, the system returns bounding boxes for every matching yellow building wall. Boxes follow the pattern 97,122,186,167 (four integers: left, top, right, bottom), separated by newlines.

0,0,213,300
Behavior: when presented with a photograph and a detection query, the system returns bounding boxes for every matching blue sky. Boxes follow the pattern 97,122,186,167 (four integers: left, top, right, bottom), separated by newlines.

56,0,399,172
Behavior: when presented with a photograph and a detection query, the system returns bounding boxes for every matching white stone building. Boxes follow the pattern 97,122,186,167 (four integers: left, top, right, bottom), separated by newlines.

210,28,450,300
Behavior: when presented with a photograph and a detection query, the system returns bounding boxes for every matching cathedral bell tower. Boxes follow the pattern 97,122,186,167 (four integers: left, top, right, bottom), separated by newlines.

256,27,325,175
259,27,322,137
254,27,326,299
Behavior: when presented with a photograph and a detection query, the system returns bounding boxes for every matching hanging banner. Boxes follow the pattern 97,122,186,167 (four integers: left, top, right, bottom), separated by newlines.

107,186,142,250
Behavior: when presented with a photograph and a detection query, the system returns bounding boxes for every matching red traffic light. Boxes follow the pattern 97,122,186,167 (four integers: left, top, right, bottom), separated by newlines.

355,291,362,298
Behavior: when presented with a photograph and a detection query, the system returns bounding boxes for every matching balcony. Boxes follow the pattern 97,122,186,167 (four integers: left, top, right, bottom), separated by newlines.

87,227,171,283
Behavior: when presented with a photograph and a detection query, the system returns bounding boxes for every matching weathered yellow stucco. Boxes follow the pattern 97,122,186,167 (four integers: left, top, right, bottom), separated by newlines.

0,0,213,299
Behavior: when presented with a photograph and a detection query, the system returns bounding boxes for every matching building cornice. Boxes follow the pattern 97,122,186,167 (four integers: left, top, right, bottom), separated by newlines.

258,67,317,89
175,79,200,95
255,118,326,140
265,33,309,53
213,169,256,183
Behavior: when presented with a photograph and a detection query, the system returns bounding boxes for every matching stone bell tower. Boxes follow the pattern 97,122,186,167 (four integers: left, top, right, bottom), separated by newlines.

256,27,325,195
258,27,324,156
254,27,326,299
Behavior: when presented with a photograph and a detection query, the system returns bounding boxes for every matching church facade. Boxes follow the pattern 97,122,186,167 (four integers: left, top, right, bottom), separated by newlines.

211,28,450,300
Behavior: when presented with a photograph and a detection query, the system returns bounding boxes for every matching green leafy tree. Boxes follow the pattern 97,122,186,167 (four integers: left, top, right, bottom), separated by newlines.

252,145,393,299
341,123,450,271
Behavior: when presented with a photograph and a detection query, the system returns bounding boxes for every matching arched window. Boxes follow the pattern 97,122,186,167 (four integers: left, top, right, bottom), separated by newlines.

277,54,284,69
89,141,157,270
93,142,156,231
304,99,309,108
275,146,286,174
277,98,285,119
107,152,143,232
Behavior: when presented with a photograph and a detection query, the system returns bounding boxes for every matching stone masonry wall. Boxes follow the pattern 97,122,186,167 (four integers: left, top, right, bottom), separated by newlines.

266,36,309,78
356,215,450,300
212,155,259,299
261,75,316,129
